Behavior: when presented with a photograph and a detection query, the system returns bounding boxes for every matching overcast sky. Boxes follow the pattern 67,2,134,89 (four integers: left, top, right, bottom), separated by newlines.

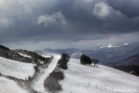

0,0,139,50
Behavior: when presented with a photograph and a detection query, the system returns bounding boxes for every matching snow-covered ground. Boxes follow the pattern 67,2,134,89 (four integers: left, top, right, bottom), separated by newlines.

1,53,139,93
33,55,61,93
60,59,139,93
0,56,35,80
0,77,28,93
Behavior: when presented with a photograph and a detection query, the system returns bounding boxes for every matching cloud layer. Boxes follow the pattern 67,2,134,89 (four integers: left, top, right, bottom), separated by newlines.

0,0,139,50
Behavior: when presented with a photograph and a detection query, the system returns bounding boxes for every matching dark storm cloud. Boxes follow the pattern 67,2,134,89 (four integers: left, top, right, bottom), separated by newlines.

0,0,139,49
105,0,139,18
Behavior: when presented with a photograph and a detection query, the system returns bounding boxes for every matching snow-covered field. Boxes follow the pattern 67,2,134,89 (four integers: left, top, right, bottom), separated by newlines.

60,59,139,93
0,54,139,93
0,56,35,80
0,77,28,93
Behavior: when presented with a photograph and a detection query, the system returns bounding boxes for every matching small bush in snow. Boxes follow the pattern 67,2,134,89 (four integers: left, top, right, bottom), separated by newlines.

92,59,99,66
80,54,92,65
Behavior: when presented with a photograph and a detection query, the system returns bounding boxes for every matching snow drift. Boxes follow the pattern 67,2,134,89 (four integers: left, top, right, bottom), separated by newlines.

0,56,35,80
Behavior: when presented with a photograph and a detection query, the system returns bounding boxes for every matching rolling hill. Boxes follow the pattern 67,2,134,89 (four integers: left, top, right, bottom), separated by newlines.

117,54,139,66
59,58,139,93
0,45,139,93
44,43,139,66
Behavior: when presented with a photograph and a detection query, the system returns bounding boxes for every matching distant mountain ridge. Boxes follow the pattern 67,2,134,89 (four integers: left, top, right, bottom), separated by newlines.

44,43,139,66
116,53,139,66
113,53,139,77
44,48,80,55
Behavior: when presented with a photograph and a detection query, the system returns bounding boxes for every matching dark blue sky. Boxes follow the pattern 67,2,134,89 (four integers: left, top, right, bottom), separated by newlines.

0,0,139,50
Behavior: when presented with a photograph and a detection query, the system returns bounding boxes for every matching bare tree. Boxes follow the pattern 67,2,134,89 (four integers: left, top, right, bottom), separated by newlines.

92,59,99,66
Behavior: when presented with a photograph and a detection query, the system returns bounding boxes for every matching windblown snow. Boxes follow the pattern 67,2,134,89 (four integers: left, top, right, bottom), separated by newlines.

60,59,139,93
0,56,35,80
0,77,28,93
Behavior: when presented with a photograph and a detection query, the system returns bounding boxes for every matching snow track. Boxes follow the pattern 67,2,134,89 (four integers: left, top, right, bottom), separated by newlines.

60,59,139,93
33,55,60,93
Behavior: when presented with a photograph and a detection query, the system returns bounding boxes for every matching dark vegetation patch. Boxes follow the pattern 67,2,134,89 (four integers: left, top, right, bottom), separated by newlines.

0,45,53,67
80,54,99,66
49,72,65,81
44,71,64,92
113,65,139,77
80,54,92,65
44,77,62,92
0,45,32,63
14,49,52,66
58,53,70,69
0,45,10,50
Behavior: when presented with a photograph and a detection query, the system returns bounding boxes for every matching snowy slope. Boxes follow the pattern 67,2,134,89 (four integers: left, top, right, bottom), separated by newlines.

0,56,35,80
60,59,139,93
33,54,60,93
0,77,28,93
